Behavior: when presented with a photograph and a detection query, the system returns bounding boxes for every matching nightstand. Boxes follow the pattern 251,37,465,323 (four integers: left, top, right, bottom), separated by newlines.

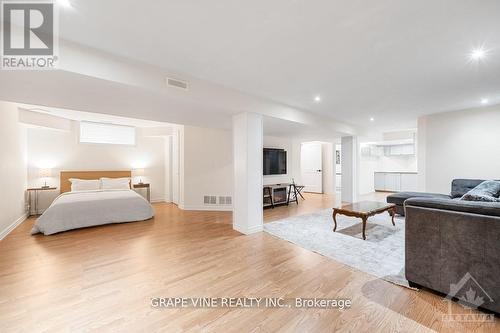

27,187,57,216
133,183,151,202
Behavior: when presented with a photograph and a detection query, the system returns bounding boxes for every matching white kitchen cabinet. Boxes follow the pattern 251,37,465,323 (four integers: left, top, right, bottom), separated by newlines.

374,173,386,191
374,172,417,192
386,144,415,156
385,173,401,191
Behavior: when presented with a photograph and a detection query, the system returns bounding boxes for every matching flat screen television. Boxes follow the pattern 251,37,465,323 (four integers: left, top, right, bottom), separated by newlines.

263,148,287,175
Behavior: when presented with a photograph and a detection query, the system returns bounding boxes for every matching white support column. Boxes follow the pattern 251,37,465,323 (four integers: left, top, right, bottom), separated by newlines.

341,136,359,203
232,113,263,234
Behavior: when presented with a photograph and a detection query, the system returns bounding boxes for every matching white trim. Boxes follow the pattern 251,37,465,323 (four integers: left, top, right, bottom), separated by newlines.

178,204,233,212
233,223,263,235
151,197,171,203
0,213,28,241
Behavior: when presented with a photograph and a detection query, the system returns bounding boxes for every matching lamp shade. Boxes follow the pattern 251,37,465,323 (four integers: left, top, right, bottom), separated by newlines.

39,168,52,178
134,168,145,176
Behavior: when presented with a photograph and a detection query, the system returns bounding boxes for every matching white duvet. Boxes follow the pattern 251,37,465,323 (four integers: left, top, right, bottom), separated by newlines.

31,189,154,235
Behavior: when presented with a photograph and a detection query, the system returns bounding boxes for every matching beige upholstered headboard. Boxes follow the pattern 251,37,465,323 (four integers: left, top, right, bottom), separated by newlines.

60,170,132,194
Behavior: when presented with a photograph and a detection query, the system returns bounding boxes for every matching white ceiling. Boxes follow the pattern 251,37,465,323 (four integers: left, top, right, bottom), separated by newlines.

56,0,500,130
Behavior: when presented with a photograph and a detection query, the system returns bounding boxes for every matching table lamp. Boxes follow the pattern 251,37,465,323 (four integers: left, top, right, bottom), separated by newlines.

134,168,145,184
39,168,52,188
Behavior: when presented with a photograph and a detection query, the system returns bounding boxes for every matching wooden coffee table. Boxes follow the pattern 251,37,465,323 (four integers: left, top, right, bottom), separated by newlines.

332,201,396,240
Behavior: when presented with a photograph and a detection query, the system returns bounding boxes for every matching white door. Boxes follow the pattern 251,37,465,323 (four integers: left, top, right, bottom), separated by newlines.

301,142,323,193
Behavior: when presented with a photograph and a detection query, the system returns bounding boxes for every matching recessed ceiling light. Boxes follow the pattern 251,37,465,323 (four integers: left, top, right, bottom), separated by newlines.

370,117,375,122
470,47,487,61
58,0,72,8
314,95,321,102
481,98,489,105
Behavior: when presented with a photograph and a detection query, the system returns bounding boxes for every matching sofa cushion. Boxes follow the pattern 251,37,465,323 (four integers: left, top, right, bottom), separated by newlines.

460,180,500,202
405,197,500,217
451,179,487,198
387,191,451,206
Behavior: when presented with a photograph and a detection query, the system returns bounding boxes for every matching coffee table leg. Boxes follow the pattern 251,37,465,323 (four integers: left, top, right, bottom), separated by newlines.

362,217,367,240
332,210,338,232
389,208,395,226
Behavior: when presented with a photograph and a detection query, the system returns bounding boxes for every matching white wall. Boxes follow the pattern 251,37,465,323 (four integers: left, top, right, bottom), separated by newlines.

232,113,263,234
178,130,304,210
418,105,500,194
263,137,336,191
335,144,341,192
26,122,167,212
359,154,379,194
262,136,299,185
180,125,233,210
0,102,27,239
341,136,358,203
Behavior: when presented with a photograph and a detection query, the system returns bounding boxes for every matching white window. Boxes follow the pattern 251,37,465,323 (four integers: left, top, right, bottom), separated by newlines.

79,121,136,145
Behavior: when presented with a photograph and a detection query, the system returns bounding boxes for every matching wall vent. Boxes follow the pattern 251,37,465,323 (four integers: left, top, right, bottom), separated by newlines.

206,196,232,205
166,77,189,90
204,195,217,205
218,196,232,205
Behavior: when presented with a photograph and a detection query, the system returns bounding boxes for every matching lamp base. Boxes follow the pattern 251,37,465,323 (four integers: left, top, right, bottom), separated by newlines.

41,185,50,189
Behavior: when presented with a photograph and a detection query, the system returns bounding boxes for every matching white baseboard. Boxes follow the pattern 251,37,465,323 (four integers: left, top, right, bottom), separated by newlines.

233,223,263,235
0,213,28,241
178,204,233,212
151,197,171,203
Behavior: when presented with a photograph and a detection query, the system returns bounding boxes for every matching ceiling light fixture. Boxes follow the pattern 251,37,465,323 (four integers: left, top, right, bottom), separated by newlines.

481,98,489,105
58,0,72,8
314,95,321,103
370,117,375,122
470,47,487,61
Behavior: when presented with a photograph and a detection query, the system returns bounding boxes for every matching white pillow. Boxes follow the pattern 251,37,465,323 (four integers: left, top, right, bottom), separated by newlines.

69,178,100,192
100,177,130,190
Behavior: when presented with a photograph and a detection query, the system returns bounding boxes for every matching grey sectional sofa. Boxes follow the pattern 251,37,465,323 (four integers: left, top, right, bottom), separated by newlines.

393,179,500,314
386,179,490,215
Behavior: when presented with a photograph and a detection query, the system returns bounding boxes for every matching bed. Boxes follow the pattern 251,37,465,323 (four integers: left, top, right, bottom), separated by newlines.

31,171,154,235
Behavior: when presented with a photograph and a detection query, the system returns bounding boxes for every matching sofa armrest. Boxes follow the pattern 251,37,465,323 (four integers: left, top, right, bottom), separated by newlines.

405,197,500,218
404,200,500,313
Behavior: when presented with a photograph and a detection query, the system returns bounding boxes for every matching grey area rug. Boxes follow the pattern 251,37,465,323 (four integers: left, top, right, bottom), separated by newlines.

264,209,414,289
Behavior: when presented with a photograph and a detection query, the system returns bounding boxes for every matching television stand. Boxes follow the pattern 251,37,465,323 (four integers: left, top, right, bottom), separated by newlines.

263,184,290,208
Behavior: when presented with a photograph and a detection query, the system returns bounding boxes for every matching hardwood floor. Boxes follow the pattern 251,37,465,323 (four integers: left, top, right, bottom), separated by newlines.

263,191,390,223
0,193,498,332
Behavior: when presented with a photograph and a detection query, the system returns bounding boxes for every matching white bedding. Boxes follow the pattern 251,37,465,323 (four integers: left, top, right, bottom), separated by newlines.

31,189,154,235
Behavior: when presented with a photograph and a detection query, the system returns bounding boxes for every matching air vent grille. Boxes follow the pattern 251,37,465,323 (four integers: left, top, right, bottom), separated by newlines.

205,195,232,205
204,195,217,204
166,77,189,90
218,196,232,205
